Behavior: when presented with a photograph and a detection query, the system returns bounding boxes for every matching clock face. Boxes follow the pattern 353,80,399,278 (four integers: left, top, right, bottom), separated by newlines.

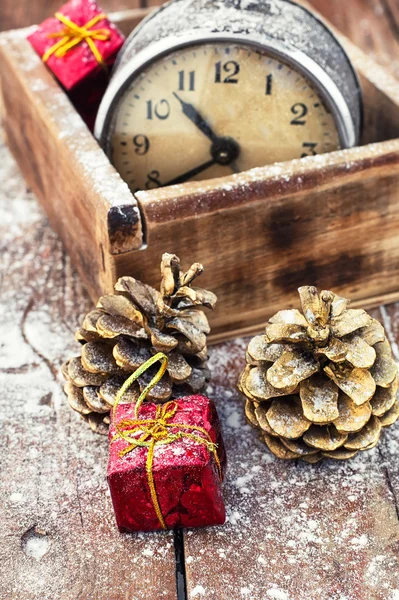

109,42,341,192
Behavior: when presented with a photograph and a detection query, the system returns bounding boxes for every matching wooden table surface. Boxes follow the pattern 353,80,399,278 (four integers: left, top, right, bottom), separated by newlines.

1,1,399,599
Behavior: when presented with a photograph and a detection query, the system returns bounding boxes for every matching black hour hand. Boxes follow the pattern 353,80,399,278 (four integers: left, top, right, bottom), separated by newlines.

173,92,219,143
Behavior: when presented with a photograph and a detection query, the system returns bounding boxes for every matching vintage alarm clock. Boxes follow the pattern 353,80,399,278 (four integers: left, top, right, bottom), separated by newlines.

95,0,362,192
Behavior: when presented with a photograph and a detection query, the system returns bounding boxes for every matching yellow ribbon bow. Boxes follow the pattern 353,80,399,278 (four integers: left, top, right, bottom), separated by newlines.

111,352,222,530
42,12,110,66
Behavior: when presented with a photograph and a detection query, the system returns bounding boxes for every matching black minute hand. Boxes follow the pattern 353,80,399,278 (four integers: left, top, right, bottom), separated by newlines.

173,92,219,143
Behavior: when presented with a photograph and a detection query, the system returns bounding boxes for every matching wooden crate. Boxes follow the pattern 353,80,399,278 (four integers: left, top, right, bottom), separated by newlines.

1,4,399,342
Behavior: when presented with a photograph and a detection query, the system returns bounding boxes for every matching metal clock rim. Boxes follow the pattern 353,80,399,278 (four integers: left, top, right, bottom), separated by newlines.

94,31,357,153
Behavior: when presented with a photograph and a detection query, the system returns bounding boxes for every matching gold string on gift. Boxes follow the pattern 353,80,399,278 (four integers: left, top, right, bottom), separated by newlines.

42,12,110,67
111,352,222,530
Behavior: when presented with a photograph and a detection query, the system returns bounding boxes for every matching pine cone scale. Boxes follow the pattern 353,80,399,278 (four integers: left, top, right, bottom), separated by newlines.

380,401,399,426
370,375,398,416
371,341,398,387
266,397,311,439
83,386,110,413
64,382,91,415
68,357,108,387
280,437,319,456
343,336,376,369
330,309,371,338
333,394,371,433
303,425,347,451
247,336,286,363
343,415,381,450
324,364,376,406
81,341,121,374
300,374,339,423
114,277,158,316
266,349,319,390
263,433,299,460
244,366,298,400
96,314,148,339
113,340,151,370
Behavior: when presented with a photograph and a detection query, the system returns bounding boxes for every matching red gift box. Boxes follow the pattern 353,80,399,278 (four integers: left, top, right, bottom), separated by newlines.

108,395,227,533
27,0,124,90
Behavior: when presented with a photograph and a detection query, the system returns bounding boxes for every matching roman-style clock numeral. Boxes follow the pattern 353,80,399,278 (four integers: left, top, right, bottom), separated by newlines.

214,60,240,84
265,74,273,95
146,99,171,120
133,134,150,155
290,103,308,125
178,70,195,91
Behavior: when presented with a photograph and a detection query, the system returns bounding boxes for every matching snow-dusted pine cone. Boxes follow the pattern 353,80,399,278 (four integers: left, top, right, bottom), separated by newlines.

239,286,398,462
63,253,216,434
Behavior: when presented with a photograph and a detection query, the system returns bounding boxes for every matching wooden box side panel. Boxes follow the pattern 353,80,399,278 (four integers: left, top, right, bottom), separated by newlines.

0,33,144,299
113,140,399,340
2,8,399,339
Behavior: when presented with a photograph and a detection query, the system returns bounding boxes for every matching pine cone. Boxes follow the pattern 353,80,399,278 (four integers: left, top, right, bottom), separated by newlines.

63,253,216,434
239,286,398,462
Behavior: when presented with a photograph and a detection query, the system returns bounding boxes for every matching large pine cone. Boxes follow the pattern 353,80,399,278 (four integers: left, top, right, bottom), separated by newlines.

63,254,216,434
239,286,398,462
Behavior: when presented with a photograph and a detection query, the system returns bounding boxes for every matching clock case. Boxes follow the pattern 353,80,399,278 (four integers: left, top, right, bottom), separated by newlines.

95,0,362,152
1,2,399,342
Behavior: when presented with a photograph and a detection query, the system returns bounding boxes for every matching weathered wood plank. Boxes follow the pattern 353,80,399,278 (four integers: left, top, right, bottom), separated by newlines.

2,2,399,599
308,0,399,80
3,3,399,343
0,0,144,33
111,7,153,36
184,4,399,593
132,138,399,340
383,0,399,29
0,137,177,600
0,31,144,299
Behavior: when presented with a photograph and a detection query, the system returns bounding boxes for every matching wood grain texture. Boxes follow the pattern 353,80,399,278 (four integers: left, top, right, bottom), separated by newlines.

130,138,399,340
0,0,143,32
111,7,153,36
184,343,399,599
1,2,399,599
0,137,176,600
2,5,399,342
0,32,144,300
176,1,399,597
299,0,399,144
308,0,399,80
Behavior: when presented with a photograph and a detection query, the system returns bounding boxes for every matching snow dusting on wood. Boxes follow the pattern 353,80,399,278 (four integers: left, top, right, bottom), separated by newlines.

0,136,176,600
1,110,399,599
185,331,399,599
1,131,399,598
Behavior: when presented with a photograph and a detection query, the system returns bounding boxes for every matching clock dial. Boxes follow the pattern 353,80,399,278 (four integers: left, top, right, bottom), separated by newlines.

110,42,341,192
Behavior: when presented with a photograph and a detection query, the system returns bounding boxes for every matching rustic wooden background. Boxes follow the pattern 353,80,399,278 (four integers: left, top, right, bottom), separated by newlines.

1,1,399,599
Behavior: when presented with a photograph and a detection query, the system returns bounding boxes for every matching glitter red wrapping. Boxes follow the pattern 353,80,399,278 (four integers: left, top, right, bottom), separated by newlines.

27,0,124,89
107,395,227,533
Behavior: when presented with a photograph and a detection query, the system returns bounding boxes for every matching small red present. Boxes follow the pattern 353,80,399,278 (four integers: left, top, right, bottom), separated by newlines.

107,355,226,532
27,0,124,90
